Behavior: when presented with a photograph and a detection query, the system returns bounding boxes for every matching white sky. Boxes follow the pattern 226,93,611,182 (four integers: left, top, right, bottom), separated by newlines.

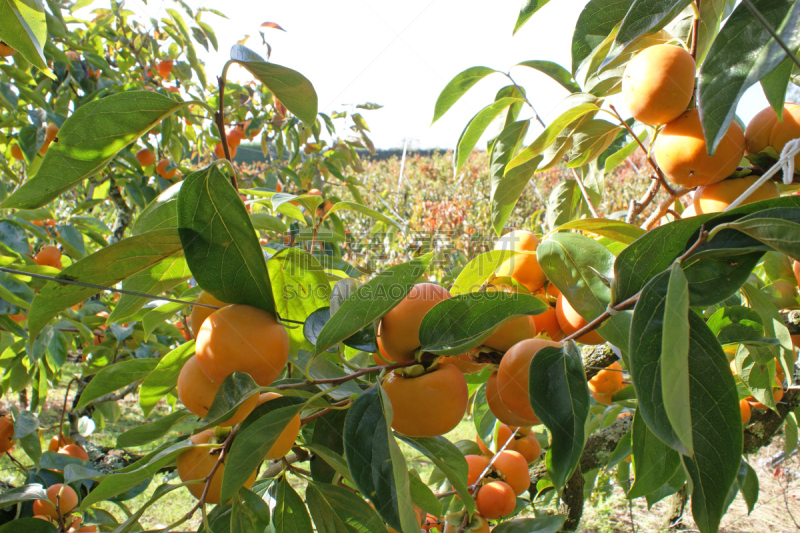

126,0,769,150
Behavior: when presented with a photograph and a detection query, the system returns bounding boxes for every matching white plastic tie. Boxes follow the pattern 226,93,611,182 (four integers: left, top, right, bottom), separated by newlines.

723,138,800,212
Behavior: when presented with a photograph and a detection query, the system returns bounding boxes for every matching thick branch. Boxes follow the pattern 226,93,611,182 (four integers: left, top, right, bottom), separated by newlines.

743,389,800,454
582,344,620,381
560,466,585,532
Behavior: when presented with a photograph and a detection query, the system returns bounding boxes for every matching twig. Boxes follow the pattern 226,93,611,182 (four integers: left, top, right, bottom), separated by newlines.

741,0,800,70
570,168,599,218
643,187,691,230
79,380,141,412
299,399,352,425
275,361,416,390
59,378,76,439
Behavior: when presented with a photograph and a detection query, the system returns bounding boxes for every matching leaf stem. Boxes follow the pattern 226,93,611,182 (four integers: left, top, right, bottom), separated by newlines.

570,168,600,218
690,0,701,59
504,72,546,128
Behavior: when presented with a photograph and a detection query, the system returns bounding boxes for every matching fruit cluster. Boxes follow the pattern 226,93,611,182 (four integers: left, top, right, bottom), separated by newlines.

622,43,796,218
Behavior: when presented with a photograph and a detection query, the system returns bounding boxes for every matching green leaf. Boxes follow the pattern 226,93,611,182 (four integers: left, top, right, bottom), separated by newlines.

784,412,797,455
141,286,202,341
418,292,549,355
432,66,498,123
627,409,682,499
231,45,318,125
528,342,590,492
313,254,432,355
343,386,417,532
26,228,183,341
177,164,275,316
1,92,191,209
76,358,157,409
736,459,759,514
0,0,53,78
450,250,516,295
306,482,389,533
0,518,56,533
230,487,271,533
80,440,193,510
706,306,764,344
661,263,693,456
397,436,475,516
740,283,794,382
325,201,404,231
736,342,780,410
109,255,191,323
131,181,181,235
455,97,522,173
571,0,634,75
566,119,624,168
506,97,600,174
116,409,192,448
201,373,261,429
712,214,800,259
513,0,552,34
270,476,313,532
0,270,34,310
0,220,30,256
492,515,567,533
138,341,195,418
267,248,331,352
545,180,583,231
630,271,742,533
489,120,531,235
549,218,645,244
220,396,305,503
309,409,348,484
0,483,47,509
612,0,693,53
515,60,580,93
760,56,793,114
698,0,800,154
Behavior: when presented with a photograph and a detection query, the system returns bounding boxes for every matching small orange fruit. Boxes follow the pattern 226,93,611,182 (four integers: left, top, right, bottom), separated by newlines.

555,294,605,345
10,144,24,160
257,393,301,460
491,450,530,495
588,361,624,394
156,60,174,78
497,338,563,422
32,484,78,519
465,454,490,485
0,42,15,57
379,283,451,362
739,399,751,425
34,245,62,268
156,159,178,180
136,148,156,167
474,481,516,520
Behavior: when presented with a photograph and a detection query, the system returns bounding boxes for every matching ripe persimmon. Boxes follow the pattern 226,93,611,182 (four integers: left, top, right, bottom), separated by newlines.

32,484,78,519
0,42,14,57
588,361,624,394
491,450,529,495
382,363,468,437
493,230,547,292
512,433,541,464
692,176,779,214
156,159,178,180
486,371,539,427
58,444,89,462
379,283,451,362
477,423,515,456
177,429,256,504
177,356,258,426
34,245,62,268
743,104,798,154
497,337,562,422
474,480,516,520
622,44,696,126
654,108,745,188
195,304,289,386
48,433,71,452
555,294,604,345
135,148,156,167
227,127,245,148
494,229,539,253
257,392,301,460
307,188,322,197
591,389,615,406
156,60,173,78
466,454,490,485
740,399,751,425
0,418,15,453
213,142,237,159
10,144,24,160
189,290,230,337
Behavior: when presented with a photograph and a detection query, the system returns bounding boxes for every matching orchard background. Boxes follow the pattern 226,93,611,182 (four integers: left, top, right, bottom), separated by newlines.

1,0,800,532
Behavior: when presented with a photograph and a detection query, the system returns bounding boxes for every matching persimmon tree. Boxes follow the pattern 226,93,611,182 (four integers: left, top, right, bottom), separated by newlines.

0,0,799,533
